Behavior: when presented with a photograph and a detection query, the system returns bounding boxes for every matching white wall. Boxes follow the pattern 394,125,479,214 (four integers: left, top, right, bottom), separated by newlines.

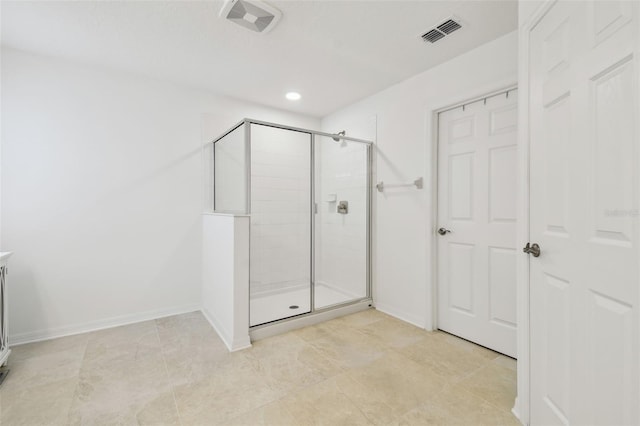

1,47,319,343
201,213,250,351
321,31,518,328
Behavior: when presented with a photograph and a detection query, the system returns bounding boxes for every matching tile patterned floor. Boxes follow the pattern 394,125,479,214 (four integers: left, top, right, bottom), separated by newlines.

0,309,519,425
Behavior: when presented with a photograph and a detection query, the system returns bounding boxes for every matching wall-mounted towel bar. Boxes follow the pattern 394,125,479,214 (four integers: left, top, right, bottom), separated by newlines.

376,177,423,193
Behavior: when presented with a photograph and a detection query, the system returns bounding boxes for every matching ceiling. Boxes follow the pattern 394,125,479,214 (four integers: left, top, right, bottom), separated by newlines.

1,0,517,117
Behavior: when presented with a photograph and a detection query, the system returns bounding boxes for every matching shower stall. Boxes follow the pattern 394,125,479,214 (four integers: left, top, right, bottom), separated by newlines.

205,119,372,337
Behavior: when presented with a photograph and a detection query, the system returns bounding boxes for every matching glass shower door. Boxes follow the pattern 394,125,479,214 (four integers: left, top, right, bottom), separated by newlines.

314,135,369,309
249,124,312,326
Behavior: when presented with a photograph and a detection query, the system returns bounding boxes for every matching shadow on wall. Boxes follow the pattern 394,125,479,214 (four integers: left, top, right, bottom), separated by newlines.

8,269,43,339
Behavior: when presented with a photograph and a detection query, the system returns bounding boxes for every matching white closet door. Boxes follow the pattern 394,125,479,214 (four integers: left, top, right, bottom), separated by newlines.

529,1,639,424
437,90,518,357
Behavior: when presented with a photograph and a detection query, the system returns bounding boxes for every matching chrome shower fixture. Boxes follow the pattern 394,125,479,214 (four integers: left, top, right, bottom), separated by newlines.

332,131,346,142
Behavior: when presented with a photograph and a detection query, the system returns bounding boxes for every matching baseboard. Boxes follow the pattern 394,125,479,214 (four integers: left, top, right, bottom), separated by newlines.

200,307,232,350
374,302,426,329
9,303,201,346
512,397,524,425
231,336,252,351
200,307,251,352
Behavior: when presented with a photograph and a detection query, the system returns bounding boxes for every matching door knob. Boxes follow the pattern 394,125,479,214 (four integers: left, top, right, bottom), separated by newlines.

523,242,541,257
437,227,451,236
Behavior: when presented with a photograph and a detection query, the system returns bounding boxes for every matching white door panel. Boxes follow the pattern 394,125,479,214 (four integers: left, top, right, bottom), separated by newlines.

437,91,518,358
529,1,639,424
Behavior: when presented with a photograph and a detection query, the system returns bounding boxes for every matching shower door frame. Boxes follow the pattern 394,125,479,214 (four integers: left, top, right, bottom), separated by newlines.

219,118,374,328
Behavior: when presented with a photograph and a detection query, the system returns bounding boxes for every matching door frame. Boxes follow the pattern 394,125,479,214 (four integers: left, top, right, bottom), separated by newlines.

425,84,524,416
425,79,519,407
426,80,518,331
515,1,568,424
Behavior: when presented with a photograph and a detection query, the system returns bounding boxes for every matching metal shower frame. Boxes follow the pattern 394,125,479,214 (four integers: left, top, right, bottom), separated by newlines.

210,118,374,328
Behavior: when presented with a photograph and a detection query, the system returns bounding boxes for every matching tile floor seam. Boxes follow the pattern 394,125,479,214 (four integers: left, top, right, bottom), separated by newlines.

289,372,377,426
59,375,83,425
350,324,384,341
452,360,516,414
64,333,92,424
385,344,493,398
223,382,305,426
362,322,433,352
448,368,488,388
257,342,348,396
455,385,508,415
153,319,184,426
336,388,377,426
445,350,498,387
227,349,297,422
3,310,517,425
346,348,450,424
452,357,494,385
339,378,402,426
386,345,445,375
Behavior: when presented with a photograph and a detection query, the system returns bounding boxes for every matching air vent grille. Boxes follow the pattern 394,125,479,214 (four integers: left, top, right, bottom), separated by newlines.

421,29,446,43
437,19,461,35
421,17,462,43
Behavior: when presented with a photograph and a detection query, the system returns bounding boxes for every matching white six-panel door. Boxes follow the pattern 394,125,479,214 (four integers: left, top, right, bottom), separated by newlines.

437,91,518,358
529,1,639,424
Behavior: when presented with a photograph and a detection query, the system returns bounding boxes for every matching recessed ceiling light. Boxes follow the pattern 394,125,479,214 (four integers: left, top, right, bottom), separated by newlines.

286,92,301,101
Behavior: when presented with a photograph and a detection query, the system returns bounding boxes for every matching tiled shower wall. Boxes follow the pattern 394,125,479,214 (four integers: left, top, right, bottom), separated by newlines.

316,138,368,300
250,124,311,296
249,126,368,301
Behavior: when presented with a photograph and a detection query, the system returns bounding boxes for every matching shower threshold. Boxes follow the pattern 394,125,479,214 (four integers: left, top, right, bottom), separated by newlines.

250,283,359,327
249,298,373,342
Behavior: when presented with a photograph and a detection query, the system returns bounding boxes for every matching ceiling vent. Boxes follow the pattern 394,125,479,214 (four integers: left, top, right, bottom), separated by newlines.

220,0,282,34
421,17,462,43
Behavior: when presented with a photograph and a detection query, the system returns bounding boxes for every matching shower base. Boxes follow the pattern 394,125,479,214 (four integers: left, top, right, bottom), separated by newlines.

250,283,359,327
